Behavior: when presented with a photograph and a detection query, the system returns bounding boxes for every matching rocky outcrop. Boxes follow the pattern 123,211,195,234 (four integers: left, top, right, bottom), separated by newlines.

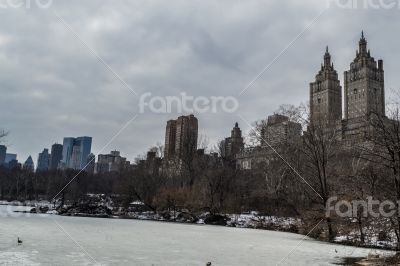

59,204,112,218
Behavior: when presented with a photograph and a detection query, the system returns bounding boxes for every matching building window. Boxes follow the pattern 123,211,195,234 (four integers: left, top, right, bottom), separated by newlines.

354,88,358,94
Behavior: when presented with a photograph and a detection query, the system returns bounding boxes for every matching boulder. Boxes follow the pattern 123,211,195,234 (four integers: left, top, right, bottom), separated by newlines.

39,206,49,213
204,214,229,226
176,212,198,223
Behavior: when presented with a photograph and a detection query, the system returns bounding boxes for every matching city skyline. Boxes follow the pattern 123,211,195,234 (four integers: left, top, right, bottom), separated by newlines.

1,31,397,168
1,1,400,166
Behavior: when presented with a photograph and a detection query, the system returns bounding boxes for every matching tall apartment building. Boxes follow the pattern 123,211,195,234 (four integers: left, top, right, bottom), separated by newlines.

61,136,92,170
309,32,386,143
37,148,50,171
164,114,198,160
164,119,177,159
262,114,302,147
96,150,128,173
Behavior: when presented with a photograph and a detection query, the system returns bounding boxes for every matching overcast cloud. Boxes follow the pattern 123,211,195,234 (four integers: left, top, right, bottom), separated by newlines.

0,0,399,163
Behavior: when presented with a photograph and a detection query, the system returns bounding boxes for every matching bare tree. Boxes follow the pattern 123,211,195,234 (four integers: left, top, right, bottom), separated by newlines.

359,104,400,249
301,116,340,241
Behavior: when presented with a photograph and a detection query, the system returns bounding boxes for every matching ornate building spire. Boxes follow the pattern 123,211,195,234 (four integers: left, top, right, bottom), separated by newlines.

309,46,342,125
324,46,331,67
359,30,367,54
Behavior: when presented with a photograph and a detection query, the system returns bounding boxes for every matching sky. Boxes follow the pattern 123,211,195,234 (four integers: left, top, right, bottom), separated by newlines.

0,0,400,164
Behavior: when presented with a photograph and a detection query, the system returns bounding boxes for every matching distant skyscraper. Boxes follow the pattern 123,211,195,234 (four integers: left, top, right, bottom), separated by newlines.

76,137,92,169
70,145,81,170
37,149,50,171
23,156,34,172
50,143,63,170
164,120,177,159
61,136,92,170
175,115,198,158
61,137,75,168
0,145,6,165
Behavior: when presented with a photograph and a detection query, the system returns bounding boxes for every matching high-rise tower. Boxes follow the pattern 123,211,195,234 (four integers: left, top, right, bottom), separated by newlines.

163,115,198,160
61,136,92,170
164,120,177,159
344,31,385,119
310,46,342,124
37,148,50,171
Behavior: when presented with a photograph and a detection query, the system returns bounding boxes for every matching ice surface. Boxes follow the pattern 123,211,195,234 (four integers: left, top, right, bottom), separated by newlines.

0,206,393,266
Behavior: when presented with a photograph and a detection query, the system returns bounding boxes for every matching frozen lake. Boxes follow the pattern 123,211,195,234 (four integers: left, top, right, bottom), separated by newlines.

0,205,392,265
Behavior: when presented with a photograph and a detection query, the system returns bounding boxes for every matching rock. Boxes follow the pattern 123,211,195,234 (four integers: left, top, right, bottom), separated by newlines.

39,206,49,213
176,212,198,223
204,214,229,226
378,231,389,241
160,211,171,220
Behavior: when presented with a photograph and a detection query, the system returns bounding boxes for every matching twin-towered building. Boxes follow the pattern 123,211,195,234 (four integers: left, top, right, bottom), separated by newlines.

237,32,389,169
310,32,386,142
